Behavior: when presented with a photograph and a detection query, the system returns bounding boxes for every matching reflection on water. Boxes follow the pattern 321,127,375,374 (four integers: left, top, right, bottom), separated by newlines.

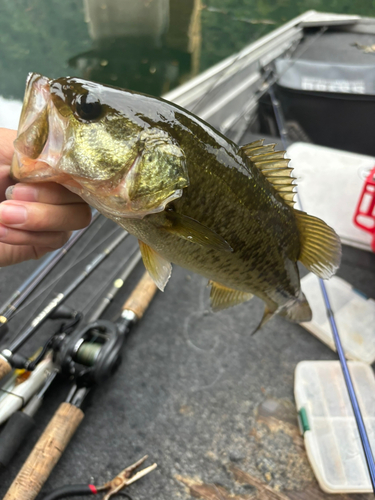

70,0,201,96
0,0,373,104
0,0,284,102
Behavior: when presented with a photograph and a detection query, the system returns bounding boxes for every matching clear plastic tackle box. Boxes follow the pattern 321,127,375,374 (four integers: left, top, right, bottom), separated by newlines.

295,361,375,493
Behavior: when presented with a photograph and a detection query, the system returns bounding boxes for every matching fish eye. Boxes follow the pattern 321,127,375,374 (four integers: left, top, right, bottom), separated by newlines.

75,93,102,121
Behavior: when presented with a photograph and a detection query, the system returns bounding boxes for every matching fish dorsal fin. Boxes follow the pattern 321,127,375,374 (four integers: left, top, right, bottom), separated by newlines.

294,210,342,279
241,139,264,151
164,211,233,252
138,240,172,291
240,141,296,208
242,143,277,156
209,281,253,311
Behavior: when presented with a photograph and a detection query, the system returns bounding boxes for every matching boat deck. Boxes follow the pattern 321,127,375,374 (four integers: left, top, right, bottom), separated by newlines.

0,174,374,500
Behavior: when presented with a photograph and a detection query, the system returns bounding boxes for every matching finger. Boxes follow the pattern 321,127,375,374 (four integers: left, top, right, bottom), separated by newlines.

0,224,70,249
0,128,17,166
0,200,92,231
0,165,13,202
0,242,55,267
6,182,85,205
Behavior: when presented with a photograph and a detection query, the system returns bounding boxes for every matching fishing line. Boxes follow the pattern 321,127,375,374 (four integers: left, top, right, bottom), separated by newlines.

79,244,140,318
4,230,129,354
1,213,109,327
224,26,327,142
188,17,325,119
9,224,121,329
259,26,328,96
0,388,24,404
0,211,101,322
190,24,270,114
63,214,108,270
190,51,244,114
205,7,275,26
11,226,122,339
268,86,375,493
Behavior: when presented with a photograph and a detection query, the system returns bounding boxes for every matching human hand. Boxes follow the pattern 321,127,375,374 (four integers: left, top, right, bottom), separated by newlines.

0,128,92,266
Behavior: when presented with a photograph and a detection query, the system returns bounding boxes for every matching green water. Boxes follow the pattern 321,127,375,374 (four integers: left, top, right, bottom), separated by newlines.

0,0,374,100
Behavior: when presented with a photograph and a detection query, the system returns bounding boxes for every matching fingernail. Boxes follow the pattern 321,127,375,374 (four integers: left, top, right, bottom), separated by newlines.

0,225,8,239
6,184,38,202
5,185,15,199
0,204,27,225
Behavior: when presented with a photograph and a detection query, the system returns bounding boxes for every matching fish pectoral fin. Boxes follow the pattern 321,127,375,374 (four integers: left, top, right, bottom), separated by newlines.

138,240,172,291
209,281,253,311
295,210,342,279
163,211,233,252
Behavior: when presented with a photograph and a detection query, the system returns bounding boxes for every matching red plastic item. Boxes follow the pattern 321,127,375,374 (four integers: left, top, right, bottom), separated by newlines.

353,166,375,252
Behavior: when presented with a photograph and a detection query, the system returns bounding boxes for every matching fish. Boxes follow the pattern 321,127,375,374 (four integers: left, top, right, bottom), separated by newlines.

11,73,341,328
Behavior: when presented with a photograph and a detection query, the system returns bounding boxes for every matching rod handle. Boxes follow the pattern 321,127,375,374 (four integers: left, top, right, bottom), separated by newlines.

122,271,158,320
4,402,84,500
0,411,35,468
0,355,12,380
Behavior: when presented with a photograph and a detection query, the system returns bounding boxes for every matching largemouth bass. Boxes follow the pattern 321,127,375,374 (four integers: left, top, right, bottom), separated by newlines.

11,73,341,327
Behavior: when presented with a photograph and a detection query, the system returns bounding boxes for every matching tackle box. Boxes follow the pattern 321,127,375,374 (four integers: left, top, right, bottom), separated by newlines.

287,142,374,252
294,360,375,493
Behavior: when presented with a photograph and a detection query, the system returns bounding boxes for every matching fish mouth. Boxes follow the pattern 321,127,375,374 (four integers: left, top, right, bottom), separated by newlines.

11,73,68,184
12,73,184,219
11,73,139,215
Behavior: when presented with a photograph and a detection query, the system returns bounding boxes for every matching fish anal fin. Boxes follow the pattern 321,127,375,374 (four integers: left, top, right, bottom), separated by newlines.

209,281,253,311
280,292,312,323
251,305,275,335
164,211,233,252
138,240,172,291
295,210,342,279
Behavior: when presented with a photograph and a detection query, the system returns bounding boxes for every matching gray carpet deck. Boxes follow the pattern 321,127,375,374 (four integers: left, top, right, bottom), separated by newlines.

0,216,374,499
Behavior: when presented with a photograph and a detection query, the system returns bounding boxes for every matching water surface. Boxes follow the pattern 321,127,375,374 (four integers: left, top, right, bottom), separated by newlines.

0,0,372,104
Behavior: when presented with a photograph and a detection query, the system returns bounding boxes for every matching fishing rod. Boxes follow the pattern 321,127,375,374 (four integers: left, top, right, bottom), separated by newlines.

0,228,129,381
268,83,375,492
4,271,158,500
0,247,142,468
85,248,142,323
0,354,54,426
0,210,101,334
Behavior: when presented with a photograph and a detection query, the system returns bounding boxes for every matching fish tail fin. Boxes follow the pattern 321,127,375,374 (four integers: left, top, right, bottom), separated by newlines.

279,291,312,323
294,210,341,279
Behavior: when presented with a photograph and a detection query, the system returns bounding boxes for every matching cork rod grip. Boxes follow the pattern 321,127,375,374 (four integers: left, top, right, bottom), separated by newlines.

0,356,12,380
4,402,84,500
122,272,158,320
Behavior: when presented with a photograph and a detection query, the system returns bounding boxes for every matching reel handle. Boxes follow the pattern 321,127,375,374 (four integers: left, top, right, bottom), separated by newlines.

122,271,158,320
4,402,84,500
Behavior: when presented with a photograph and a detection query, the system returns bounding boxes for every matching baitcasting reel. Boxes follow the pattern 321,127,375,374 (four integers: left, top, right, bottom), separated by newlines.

56,319,125,385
